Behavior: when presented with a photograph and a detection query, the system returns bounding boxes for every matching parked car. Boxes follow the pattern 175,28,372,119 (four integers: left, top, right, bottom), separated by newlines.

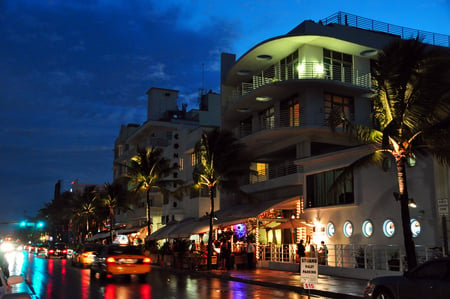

90,244,151,281
72,243,103,268
364,257,450,299
44,243,67,259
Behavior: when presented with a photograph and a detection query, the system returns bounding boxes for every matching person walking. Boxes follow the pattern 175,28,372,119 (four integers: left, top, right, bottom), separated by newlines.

246,240,255,269
318,241,328,265
297,239,306,261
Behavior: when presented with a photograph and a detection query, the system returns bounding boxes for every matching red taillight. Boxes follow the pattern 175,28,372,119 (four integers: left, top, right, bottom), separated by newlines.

143,257,151,264
49,249,55,254
62,249,67,254
106,257,116,264
82,253,89,258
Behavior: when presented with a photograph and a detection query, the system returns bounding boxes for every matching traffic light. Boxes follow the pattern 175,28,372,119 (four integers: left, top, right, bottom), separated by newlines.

36,221,44,228
19,221,27,227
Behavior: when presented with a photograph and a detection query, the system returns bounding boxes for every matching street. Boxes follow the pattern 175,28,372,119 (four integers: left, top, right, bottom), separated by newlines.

6,251,326,299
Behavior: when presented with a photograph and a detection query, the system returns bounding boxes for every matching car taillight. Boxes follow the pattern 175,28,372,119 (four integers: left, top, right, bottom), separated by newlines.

143,257,151,264
82,253,89,258
49,249,55,253
62,249,67,253
106,257,116,264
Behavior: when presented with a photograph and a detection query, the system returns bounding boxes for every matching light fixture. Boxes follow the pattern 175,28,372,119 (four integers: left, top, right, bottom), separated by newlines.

360,49,378,57
256,54,272,61
236,107,250,113
256,96,272,102
408,198,417,208
237,70,251,76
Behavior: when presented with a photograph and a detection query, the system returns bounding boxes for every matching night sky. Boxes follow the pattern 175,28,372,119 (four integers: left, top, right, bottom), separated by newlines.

1,0,449,234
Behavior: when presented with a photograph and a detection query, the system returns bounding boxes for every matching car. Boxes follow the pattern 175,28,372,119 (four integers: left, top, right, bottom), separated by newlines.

364,257,450,299
90,244,151,281
72,243,103,268
34,243,48,256
44,243,67,259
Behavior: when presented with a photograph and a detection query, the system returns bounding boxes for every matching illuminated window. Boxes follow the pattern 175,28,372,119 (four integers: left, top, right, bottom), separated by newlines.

362,220,373,238
383,220,395,237
343,221,353,237
326,222,335,238
191,153,197,166
411,219,421,238
280,96,300,127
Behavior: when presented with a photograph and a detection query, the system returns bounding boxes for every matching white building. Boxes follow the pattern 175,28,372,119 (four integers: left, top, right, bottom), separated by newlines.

219,11,450,262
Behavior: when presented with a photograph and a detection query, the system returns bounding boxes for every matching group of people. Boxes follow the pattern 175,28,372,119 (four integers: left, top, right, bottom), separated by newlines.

297,240,328,265
218,239,256,270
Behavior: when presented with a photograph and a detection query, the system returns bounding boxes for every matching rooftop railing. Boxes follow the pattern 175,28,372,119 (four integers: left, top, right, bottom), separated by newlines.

321,11,450,48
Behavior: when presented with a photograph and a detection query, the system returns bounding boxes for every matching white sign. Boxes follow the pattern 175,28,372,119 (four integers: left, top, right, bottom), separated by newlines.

300,257,318,288
438,199,448,216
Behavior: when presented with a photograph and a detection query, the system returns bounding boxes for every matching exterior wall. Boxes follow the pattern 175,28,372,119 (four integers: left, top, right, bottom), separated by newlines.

146,88,179,121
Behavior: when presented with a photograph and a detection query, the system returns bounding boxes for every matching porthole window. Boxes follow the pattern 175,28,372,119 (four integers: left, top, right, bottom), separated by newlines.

343,221,353,238
411,219,421,238
362,220,373,237
326,222,335,238
383,220,395,237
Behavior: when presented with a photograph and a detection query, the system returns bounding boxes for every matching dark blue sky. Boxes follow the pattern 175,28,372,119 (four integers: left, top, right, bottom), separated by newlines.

1,0,449,234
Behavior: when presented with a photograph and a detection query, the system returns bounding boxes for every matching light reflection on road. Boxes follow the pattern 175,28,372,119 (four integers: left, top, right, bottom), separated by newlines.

6,251,321,299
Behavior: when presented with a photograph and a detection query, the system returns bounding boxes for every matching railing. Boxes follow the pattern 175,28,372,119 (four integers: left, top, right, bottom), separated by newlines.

232,62,370,100
321,11,450,48
257,243,445,272
250,162,298,183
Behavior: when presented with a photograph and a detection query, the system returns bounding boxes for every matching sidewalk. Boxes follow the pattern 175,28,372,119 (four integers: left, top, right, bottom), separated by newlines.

160,266,368,299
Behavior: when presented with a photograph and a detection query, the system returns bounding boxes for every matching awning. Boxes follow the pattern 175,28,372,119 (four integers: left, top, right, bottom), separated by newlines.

147,222,180,240
214,197,299,227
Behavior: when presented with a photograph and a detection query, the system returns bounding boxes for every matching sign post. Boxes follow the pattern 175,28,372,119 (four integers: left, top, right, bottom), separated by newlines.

438,199,449,256
300,257,318,299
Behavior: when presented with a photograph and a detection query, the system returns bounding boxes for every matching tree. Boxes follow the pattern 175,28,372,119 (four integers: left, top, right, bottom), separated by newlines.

193,128,251,269
94,180,133,243
123,146,181,237
328,38,450,269
71,185,101,242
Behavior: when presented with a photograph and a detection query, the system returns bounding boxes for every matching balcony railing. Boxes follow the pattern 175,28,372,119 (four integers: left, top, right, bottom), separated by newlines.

230,62,370,105
322,11,450,48
250,162,299,184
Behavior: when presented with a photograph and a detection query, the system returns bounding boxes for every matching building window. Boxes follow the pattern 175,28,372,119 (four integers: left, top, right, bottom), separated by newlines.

323,49,353,83
383,220,395,238
191,153,197,166
279,50,299,80
179,157,184,171
326,222,335,238
343,221,353,237
259,107,275,130
411,219,421,238
280,96,300,127
362,220,373,238
324,93,355,125
306,167,354,208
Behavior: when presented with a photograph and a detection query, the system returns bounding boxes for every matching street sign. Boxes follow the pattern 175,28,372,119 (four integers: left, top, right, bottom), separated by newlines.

300,257,318,289
438,199,448,216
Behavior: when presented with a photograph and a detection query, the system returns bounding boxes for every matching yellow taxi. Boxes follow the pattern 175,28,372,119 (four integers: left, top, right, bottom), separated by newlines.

72,243,103,267
90,244,151,281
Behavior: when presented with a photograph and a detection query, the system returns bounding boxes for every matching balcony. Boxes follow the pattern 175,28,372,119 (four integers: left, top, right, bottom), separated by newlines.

229,62,370,104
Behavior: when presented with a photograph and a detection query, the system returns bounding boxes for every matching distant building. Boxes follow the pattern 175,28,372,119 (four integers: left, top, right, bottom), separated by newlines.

113,88,221,233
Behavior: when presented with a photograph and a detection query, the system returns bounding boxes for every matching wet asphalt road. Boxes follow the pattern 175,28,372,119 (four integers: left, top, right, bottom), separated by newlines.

6,251,327,299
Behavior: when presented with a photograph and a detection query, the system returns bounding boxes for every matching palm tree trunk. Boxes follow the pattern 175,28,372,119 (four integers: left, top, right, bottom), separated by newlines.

146,190,151,237
397,158,417,269
207,185,214,270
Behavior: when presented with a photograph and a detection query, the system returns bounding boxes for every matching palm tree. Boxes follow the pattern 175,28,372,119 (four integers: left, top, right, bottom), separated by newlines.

123,146,181,237
193,128,251,269
328,38,450,269
94,180,133,243
71,185,100,242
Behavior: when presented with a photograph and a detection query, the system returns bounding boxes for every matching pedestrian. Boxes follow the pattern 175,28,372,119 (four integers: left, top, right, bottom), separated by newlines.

318,241,328,265
220,241,228,270
297,239,306,261
246,240,255,269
